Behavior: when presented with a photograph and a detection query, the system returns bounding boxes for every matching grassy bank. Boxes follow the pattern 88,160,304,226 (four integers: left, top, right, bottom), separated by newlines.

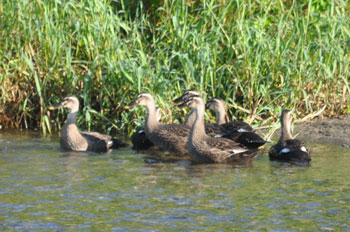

0,0,349,136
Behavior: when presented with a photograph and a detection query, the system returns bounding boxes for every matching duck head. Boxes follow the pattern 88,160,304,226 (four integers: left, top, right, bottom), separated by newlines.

49,95,79,113
124,93,154,109
178,95,205,110
172,89,200,104
205,98,226,112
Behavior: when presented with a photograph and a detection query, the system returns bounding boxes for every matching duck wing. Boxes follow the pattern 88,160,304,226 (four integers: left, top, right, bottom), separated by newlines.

205,121,266,149
235,132,267,149
227,148,260,163
159,124,191,137
204,122,261,149
205,136,245,152
148,124,190,156
204,123,226,137
199,137,258,163
220,121,254,133
284,140,311,161
81,131,111,153
269,139,311,163
217,127,266,148
81,131,127,151
81,131,111,143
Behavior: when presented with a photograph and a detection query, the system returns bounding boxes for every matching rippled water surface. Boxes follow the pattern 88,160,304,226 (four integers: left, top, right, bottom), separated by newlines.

1,130,350,231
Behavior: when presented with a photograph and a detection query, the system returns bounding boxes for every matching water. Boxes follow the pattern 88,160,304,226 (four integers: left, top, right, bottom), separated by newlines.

0,130,350,231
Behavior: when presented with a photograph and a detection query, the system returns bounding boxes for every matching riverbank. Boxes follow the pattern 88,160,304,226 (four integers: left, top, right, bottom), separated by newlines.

269,114,350,148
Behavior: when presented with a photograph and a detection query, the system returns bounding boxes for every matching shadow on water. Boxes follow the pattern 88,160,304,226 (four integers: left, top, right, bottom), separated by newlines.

1,130,350,231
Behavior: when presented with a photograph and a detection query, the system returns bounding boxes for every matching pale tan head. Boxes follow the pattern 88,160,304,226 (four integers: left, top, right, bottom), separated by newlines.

125,93,155,109
173,89,200,104
49,95,80,113
205,98,226,113
179,95,205,110
205,98,227,124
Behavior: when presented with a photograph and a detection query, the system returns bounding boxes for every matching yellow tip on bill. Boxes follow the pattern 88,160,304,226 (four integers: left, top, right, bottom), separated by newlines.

48,106,55,110
124,106,131,110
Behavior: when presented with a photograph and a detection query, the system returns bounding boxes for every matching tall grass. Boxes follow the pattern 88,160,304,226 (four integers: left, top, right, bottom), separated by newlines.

0,0,349,135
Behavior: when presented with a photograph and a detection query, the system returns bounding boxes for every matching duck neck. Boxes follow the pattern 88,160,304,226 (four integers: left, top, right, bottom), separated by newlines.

190,105,207,142
65,108,78,127
215,108,226,125
145,101,159,134
62,108,82,141
185,109,196,127
280,118,293,142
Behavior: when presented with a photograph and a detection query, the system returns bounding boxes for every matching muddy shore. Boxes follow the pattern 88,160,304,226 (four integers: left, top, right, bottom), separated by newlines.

270,114,350,147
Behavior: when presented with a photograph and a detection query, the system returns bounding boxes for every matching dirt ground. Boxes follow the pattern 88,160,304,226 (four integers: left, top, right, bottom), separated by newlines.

271,114,350,147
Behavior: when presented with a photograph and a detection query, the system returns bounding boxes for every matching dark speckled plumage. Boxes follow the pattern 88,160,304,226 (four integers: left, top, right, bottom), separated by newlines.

147,123,190,155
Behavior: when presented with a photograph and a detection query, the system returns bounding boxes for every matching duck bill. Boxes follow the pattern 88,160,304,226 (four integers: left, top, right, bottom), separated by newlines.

172,95,186,104
48,102,64,110
124,101,137,110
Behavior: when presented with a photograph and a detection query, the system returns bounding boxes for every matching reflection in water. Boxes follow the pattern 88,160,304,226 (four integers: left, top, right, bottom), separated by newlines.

0,130,350,231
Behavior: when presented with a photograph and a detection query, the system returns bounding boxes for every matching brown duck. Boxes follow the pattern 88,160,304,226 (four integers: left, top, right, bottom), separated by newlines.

174,91,266,148
179,95,259,164
205,97,267,149
49,96,127,153
125,93,190,156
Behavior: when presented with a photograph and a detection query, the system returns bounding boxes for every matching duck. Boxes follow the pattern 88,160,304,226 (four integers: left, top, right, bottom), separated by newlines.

269,110,311,163
49,95,127,153
173,90,230,136
205,97,253,132
205,98,267,149
125,93,190,156
174,90,266,149
131,108,162,150
205,98,227,125
173,90,201,126
179,95,259,164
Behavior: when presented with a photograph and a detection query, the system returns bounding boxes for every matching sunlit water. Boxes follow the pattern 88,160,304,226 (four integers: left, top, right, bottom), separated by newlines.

0,130,350,231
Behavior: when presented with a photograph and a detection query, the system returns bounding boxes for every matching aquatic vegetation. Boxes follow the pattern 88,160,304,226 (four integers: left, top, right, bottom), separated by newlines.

1,0,349,135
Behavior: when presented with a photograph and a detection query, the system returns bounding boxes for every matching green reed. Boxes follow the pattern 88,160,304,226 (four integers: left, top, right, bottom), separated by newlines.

0,0,349,136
